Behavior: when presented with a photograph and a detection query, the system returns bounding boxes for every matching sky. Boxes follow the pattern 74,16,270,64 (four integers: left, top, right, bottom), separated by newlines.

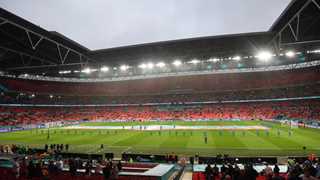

0,0,291,50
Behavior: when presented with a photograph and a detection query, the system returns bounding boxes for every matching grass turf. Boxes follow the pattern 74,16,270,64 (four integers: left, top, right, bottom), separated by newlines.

0,120,319,157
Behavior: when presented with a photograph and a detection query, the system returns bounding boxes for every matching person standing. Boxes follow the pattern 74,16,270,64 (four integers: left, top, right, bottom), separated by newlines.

205,163,213,180
103,162,112,180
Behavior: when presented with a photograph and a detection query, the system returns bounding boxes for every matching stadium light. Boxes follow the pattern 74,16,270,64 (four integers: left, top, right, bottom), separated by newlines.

232,56,241,61
256,51,272,61
189,59,200,64
208,58,219,62
49,95,54,99
120,65,129,71
138,63,147,69
139,62,155,69
100,66,109,72
156,62,166,68
147,62,154,69
172,60,182,66
307,49,320,54
285,51,295,58
59,70,71,74
81,68,91,74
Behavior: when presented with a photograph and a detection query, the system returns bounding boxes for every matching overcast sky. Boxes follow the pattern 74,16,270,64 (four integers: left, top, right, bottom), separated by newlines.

0,0,291,50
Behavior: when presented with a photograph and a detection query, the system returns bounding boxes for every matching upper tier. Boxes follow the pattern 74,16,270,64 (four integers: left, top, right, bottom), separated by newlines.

1,66,319,96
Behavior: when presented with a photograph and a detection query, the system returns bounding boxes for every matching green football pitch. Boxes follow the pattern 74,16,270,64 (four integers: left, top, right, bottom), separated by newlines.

0,120,319,157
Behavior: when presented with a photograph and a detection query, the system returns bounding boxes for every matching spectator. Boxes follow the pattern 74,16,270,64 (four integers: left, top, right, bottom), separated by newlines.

103,162,112,180
205,163,213,180
245,164,258,180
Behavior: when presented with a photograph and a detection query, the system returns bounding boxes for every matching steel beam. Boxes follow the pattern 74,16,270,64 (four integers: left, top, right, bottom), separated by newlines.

271,0,313,46
25,30,43,50
281,39,320,46
278,0,312,35
0,16,86,57
0,20,7,27
6,62,85,71
312,0,320,10
296,14,300,40
288,23,298,41
0,45,56,65
57,45,70,64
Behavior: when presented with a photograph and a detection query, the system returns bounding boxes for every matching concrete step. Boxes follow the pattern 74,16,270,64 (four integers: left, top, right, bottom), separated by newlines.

181,171,193,180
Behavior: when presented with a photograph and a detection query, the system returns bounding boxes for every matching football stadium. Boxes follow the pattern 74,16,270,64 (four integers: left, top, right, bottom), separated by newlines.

0,0,320,179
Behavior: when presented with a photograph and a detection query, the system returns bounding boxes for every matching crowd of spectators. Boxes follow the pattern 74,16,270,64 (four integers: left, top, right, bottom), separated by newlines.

1,65,320,105
203,163,260,180
0,154,122,180
0,144,124,180
286,159,320,180
0,83,319,105
0,144,173,180
1,66,319,97
0,99,319,126
1,146,320,180
195,158,320,180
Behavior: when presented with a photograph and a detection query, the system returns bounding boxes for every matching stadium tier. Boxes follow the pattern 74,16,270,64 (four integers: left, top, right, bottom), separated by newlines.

1,66,319,96
1,82,320,104
0,100,320,126
0,65,319,106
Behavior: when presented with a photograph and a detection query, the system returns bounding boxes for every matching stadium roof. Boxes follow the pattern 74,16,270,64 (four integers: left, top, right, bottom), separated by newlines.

0,0,320,76
89,32,275,66
0,7,91,74
269,0,320,50
0,7,89,52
